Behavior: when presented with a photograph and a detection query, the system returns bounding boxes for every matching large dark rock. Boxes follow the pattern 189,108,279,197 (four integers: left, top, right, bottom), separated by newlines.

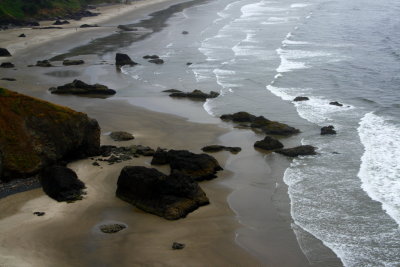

115,53,137,67
49,79,116,96
254,136,284,150
36,60,53,67
220,112,300,136
202,145,241,154
275,145,317,157
110,131,134,141
0,48,11,57
151,149,222,181
62,59,84,66
169,90,219,101
293,96,309,102
321,125,336,135
116,166,209,220
40,166,85,202
0,88,100,181
0,62,14,68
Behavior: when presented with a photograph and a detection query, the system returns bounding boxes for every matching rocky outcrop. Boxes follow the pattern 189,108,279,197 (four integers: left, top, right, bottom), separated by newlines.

0,62,14,68
293,96,309,102
151,149,222,181
49,79,116,96
201,145,241,154
0,88,100,181
36,60,53,67
109,131,134,141
115,53,137,67
329,101,343,107
254,136,284,150
62,59,84,65
220,112,300,136
321,125,336,135
0,48,11,57
116,166,209,220
40,165,85,202
169,90,219,101
276,145,316,157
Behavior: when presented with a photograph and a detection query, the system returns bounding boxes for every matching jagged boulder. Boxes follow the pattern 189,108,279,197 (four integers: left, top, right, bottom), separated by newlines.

151,149,222,181
220,112,300,136
202,145,241,154
116,166,209,220
115,53,137,67
62,59,84,65
49,79,116,96
0,88,100,181
321,125,336,135
275,145,316,157
110,131,134,141
40,166,85,202
0,48,11,57
169,90,219,101
254,136,284,150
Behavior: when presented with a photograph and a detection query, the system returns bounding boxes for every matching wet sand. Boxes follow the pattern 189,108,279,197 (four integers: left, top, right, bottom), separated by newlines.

0,0,342,266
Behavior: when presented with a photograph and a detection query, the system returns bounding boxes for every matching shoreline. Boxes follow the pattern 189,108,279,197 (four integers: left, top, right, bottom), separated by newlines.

0,0,342,265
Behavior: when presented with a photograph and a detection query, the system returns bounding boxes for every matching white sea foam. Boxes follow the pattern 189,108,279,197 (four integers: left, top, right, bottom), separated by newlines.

277,57,308,72
213,69,236,75
358,113,400,226
291,3,310,8
282,39,309,45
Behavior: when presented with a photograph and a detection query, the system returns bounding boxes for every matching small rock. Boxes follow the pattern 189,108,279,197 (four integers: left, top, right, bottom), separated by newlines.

275,145,317,157
162,89,182,93
172,242,185,250
118,25,137,31
321,125,336,135
80,24,98,28
148,58,164,64
0,48,11,57
110,131,134,141
33,212,45,216
63,59,85,65
53,20,70,25
329,101,343,107
186,62,192,66
92,161,100,166
18,33,26,37
202,145,241,154
99,224,126,234
36,60,53,67
182,31,189,35
1,78,16,81
143,55,159,59
0,62,15,68
293,96,309,102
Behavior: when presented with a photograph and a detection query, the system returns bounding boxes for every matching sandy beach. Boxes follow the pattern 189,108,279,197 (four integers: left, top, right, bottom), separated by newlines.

0,0,342,266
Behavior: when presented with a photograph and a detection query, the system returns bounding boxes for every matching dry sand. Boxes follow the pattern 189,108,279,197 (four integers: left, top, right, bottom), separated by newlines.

0,0,335,266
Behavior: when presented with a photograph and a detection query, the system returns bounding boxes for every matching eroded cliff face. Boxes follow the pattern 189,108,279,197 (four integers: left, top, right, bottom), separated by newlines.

0,87,100,181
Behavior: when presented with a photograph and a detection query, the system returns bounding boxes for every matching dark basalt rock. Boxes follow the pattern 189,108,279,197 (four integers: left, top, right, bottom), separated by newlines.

40,166,85,202
148,58,164,64
329,101,343,107
202,145,241,154
36,60,53,67
143,55,159,59
293,96,309,102
118,25,137,31
0,62,14,68
220,112,300,136
151,149,222,181
80,24,98,28
275,145,317,157
1,78,16,81
169,89,219,101
115,53,138,67
110,131,134,141
49,79,116,96
254,136,284,150
18,34,26,37
321,125,336,135
186,62,192,66
172,242,185,250
0,88,100,181
162,89,182,93
62,59,84,65
116,166,209,220
99,224,126,233
53,20,70,25
0,48,11,57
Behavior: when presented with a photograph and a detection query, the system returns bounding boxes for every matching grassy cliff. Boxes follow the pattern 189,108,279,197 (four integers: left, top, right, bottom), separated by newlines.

0,0,120,22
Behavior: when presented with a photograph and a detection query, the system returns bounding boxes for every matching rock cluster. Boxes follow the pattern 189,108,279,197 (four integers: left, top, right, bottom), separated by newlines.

49,79,116,96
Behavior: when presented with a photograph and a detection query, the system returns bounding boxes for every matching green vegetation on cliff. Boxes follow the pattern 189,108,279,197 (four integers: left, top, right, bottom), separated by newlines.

0,0,120,22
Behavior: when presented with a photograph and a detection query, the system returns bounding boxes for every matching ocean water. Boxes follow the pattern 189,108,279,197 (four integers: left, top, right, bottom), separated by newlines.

116,0,400,265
